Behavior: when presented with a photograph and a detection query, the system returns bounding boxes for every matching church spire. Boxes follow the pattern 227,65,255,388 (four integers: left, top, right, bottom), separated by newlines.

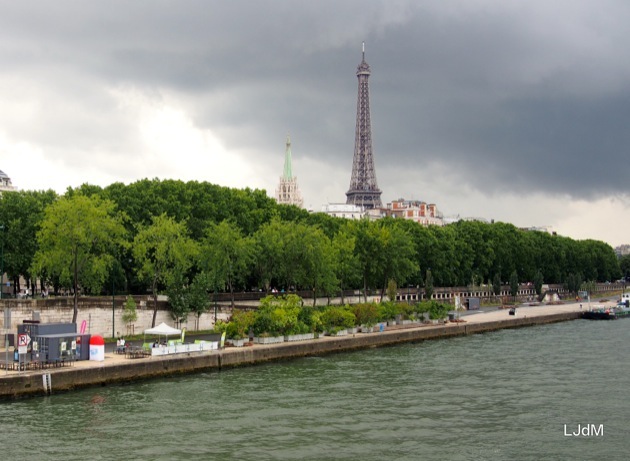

282,135,293,180
275,135,304,208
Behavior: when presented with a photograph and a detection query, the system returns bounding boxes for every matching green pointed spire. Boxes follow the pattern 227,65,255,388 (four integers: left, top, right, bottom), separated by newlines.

282,135,293,180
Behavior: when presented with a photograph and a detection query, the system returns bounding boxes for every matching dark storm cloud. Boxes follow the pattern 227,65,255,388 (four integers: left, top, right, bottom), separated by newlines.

359,2,630,200
2,0,630,203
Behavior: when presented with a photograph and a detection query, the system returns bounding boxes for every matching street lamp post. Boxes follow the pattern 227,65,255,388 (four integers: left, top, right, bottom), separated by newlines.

112,274,115,339
0,224,4,300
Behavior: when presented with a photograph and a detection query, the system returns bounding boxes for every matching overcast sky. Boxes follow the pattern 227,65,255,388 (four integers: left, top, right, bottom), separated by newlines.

1,1,629,247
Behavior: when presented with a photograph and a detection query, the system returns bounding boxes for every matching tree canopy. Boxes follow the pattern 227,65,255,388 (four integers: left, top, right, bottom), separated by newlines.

133,213,198,326
31,193,126,322
2,178,620,319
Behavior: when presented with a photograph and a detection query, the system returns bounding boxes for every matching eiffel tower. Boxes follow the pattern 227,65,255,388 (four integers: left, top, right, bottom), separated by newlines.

346,43,382,209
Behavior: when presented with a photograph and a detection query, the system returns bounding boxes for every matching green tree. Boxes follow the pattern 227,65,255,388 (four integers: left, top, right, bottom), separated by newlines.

451,220,495,287
386,279,398,302
350,219,384,302
122,296,138,333
188,272,212,328
293,225,337,305
565,272,583,295
426,225,458,286
401,219,435,287
166,271,192,324
349,219,417,301
331,225,359,305
273,221,304,292
166,271,211,328
133,214,198,327
620,254,630,281
252,219,285,292
32,193,126,323
103,178,279,241
377,221,418,297
580,280,597,298
424,269,434,301
0,189,57,294
533,270,544,297
509,270,519,301
201,220,253,307
492,273,502,301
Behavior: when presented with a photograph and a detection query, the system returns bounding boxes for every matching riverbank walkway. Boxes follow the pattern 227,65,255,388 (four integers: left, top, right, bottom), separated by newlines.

0,300,615,398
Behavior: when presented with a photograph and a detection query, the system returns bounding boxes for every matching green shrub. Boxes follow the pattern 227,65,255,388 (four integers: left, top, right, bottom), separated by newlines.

227,310,255,339
428,301,450,320
321,306,356,331
351,303,379,327
297,305,322,333
252,294,304,336
214,320,228,334
399,302,414,320
378,301,401,321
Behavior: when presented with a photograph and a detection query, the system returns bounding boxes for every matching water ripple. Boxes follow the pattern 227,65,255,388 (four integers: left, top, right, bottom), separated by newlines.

1,320,628,460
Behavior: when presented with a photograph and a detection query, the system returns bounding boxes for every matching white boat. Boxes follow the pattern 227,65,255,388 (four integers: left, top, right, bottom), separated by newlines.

615,297,630,318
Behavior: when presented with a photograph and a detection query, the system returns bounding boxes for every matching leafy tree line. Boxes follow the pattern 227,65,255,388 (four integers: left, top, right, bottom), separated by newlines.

0,179,622,325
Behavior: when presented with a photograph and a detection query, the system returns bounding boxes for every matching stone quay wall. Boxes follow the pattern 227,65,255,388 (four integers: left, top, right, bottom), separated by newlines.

0,310,580,400
0,296,231,337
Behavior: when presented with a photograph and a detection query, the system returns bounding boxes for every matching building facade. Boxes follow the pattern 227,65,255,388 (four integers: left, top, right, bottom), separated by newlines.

321,203,365,220
386,198,444,226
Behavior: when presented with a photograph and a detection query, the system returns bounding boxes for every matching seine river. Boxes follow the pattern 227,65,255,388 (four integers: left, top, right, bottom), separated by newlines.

0,319,628,460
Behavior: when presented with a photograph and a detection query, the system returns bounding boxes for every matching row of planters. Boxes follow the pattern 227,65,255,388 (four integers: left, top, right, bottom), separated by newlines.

214,294,453,347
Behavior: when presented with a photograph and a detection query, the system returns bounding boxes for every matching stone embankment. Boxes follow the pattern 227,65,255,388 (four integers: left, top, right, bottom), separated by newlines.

0,302,597,400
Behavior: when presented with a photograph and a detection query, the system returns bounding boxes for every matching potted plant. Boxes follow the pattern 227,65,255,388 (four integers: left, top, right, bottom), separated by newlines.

284,305,318,341
252,295,296,344
428,301,449,324
225,310,254,347
414,302,431,323
351,303,379,333
321,306,355,336
399,302,414,325
379,301,400,326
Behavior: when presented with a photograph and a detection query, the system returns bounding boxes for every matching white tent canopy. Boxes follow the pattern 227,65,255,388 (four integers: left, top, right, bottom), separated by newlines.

144,323,181,336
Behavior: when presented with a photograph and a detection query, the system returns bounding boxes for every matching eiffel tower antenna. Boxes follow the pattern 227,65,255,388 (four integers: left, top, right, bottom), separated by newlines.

346,43,383,209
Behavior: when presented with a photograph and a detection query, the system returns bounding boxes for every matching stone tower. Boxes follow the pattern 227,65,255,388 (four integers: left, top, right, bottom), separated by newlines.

275,135,304,208
345,43,382,209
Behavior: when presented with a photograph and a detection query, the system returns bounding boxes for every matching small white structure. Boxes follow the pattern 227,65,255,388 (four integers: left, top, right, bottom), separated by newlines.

89,335,105,361
144,322,181,337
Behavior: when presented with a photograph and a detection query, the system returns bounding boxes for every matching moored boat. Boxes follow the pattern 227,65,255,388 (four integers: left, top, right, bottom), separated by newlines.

581,306,617,320
614,303,630,318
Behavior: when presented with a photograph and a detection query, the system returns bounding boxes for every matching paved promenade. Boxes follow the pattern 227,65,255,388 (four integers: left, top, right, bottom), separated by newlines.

0,299,615,399
462,298,615,324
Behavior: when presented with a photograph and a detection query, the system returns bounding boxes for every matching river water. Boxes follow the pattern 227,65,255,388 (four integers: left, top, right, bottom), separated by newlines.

0,319,627,460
